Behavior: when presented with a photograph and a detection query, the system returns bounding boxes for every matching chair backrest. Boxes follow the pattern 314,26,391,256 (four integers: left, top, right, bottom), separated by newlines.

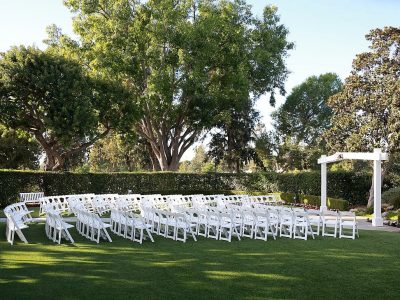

339,211,356,222
20,192,44,203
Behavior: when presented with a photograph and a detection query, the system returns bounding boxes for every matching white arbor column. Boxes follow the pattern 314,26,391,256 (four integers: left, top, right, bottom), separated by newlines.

372,148,383,227
320,155,327,211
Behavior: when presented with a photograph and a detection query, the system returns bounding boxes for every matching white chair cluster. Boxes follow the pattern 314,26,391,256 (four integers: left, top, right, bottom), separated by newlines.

75,208,113,243
322,211,359,239
44,206,75,244
110,209,154,244
5,192,359,245
3,203,34,244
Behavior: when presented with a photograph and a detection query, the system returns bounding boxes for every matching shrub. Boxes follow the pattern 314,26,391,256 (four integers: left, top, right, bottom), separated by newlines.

382,187,400,209
0,169,379,208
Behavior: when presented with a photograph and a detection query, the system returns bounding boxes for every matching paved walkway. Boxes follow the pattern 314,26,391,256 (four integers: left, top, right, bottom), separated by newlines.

357,218,400,232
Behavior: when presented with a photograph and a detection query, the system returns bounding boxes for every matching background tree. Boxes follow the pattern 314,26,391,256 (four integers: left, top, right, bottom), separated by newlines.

178,145,213,172
62,0,293,171
208,103,263,172
0,125,41,169
325,27,400,207
254,124,277,171
273,73,342,146
0,46,137,170
86,133,153,172
271,73,342,171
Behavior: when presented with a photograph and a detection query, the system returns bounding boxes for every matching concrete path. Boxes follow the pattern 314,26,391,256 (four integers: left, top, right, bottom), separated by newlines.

356,218,400,232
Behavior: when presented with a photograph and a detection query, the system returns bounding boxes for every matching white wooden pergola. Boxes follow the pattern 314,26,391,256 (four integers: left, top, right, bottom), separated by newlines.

318,148,388,227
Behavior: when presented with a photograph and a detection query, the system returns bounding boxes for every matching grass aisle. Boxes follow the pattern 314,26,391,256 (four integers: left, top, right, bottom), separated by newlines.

0,223,399,300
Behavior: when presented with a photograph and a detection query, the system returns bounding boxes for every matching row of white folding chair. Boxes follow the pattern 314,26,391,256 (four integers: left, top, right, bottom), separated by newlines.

221,206,278,241
39,196,70,215
192,195,221,210
203,209,241,242
66,194,95,215
44,208,74,244
116,194,142,212
91,194,118,215
141,194,169,209
226,204,314,240
322,211,359,239
250,195,285,206
3,203,33,245
110,209,154,244
19,192,44,204
142,208,197,242
75,208,112,243
278,209,315,240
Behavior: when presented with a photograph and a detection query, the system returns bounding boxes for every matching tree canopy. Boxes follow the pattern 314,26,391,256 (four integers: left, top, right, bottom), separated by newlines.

0,125,41,169
0,46,137,170
325,27,400,207
325,27,400,155
61,0,293,171
273,73,342,146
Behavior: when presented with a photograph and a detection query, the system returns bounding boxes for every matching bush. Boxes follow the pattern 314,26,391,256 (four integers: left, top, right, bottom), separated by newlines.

382,187,400,209
0,169,377,208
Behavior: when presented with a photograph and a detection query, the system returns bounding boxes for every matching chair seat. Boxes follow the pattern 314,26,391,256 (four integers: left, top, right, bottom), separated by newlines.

341,221,356,226
281,220,293,226
324,220,338,225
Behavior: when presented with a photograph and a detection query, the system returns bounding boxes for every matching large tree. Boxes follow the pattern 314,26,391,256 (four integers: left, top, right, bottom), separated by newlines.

0,46,137,170
273,73,342,146
208,102,263,172
62,0,293,171
325,27,400,207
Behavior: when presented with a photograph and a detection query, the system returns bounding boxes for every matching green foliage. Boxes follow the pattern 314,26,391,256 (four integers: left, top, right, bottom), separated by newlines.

270,73,342,172
0,46,137,171
0,170,378,208
273,73,342,146
208,103,264,172
0,125,41,169
61,0,293,171
326,27,400,154
382,187,400,209
179,146,212,173
86,133,153,172
273,192,348,211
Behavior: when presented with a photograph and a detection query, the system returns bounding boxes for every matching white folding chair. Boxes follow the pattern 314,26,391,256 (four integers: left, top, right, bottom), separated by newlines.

254,211,277,241
4,208,29,245
307,209,323,235
241,210,256,238
293,211,315,240
279,209,294,238
219,213,241,242
175,213,197,243
206,211,220,240
322,210,339,238
339,211,359,239
125,211,154,244
46,211,75,244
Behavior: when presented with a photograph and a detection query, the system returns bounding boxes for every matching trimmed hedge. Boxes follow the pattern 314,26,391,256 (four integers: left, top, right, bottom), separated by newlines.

0,169,380,208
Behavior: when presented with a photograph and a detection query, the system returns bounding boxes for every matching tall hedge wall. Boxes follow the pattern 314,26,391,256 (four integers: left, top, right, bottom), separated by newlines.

0,169,384,207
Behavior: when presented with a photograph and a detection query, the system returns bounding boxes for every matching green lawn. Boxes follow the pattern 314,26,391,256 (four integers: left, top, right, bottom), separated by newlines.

0,223,399,300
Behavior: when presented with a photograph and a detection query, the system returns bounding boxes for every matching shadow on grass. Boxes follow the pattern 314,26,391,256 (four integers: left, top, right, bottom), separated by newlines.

0,223,399,300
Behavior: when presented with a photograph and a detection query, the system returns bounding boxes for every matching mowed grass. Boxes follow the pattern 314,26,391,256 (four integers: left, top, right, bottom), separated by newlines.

0,223,399,300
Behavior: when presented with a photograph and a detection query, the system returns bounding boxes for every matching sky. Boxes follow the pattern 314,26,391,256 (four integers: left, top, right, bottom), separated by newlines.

1,0,399,160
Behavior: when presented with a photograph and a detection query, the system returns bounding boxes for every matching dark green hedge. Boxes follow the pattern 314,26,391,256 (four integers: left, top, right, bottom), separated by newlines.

0,169,380,208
